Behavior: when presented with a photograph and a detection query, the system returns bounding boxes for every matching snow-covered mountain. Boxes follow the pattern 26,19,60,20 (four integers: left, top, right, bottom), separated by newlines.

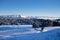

0,15,60,19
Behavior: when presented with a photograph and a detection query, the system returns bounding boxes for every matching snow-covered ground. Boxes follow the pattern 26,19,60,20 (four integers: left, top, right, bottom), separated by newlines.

0,25,60,40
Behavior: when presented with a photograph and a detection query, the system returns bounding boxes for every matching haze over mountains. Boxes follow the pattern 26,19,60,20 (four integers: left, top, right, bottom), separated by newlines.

0,15,60,19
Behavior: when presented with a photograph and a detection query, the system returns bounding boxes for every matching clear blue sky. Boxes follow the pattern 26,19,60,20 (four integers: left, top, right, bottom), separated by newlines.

0,0,60,17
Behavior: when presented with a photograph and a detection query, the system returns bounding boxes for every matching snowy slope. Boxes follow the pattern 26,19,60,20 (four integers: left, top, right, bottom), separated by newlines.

0,25,60,40
14,29,60,40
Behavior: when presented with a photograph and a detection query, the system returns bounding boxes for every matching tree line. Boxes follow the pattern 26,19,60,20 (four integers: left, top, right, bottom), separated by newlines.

0,16,60,26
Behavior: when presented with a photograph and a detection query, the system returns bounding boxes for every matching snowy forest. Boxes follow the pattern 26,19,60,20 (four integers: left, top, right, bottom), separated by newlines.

0,15,60,27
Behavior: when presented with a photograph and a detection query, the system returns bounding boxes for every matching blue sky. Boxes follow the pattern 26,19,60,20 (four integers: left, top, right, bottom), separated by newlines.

0,0,60,17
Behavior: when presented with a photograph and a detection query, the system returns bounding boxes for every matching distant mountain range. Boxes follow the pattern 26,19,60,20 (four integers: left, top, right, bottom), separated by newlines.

0,15,60,19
